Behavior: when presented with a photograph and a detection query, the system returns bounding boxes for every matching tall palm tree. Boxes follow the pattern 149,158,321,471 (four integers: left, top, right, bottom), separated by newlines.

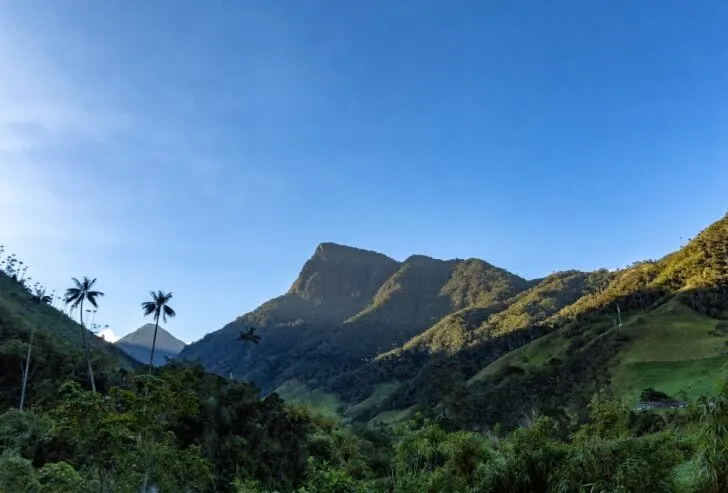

64,277,104,393
19,288,52,411
141,290,176,374
234,326,261,381
238,326,261,347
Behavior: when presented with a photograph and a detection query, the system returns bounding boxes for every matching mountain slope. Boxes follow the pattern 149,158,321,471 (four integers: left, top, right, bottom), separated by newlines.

178,243,528,392
439,214,728,429
0,271,137,365
328,270,611,415
244,243,401,327
116,323,186,366
0,270,139,408
182,214,728,428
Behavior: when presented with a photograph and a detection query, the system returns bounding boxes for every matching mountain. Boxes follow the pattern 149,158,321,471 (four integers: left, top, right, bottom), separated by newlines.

178,243,528,390
116,323,186,366
438,213,728,429
180,214,728,428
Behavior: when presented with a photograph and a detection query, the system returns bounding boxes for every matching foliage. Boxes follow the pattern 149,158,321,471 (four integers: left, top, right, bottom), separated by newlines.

641,387,673,402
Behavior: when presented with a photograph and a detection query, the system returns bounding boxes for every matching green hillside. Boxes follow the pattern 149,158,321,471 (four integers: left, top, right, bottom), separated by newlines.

442,215,728,430
611,302,728,402
470,301,728,401
0,272,137,366
0,270,138,410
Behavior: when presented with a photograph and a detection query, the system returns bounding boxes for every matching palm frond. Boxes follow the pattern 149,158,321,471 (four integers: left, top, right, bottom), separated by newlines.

142,301,157,316
142,290,175,322
163,305,176,320
64,288,82,307
86,290,104,308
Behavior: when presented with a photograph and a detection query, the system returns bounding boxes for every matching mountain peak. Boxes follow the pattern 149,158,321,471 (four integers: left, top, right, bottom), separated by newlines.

312,242,395,263
116,323,186,366
284,243,400,305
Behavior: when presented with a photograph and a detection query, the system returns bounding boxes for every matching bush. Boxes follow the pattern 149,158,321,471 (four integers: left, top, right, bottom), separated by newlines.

37,462,97,493
0,450,40,492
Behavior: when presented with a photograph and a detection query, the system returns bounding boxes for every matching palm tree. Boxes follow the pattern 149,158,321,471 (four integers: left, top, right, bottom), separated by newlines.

233,327,261,381
238,326,261,346
141,290,176,374
20,288,53,411
64,277,104,393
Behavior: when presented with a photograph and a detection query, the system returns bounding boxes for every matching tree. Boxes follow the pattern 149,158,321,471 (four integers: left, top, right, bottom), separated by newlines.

238,327,261,347
141,291,176,374
19,288,53,411
64,277,104,393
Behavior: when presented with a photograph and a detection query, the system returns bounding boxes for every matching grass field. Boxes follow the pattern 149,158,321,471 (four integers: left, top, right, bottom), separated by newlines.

344,381,400,417
275,379,412,424
368,406,416,427
616,302,724,363
274,379,345,416
467,330,569,385
613,357,728,402
610,302,728,402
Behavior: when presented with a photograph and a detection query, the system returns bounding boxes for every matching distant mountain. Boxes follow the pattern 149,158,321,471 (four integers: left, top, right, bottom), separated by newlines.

116,323,186,366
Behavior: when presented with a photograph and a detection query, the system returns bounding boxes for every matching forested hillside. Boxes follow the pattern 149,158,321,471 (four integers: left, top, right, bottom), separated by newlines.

179,244,529,392
181,214,728,430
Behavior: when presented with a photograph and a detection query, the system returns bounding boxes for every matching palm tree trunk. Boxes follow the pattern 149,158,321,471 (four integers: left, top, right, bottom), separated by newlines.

148,314,160,375
19,325,35,411
79,300,97,393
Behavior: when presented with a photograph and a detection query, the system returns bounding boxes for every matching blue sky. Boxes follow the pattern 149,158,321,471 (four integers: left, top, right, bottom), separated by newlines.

1,1,727,343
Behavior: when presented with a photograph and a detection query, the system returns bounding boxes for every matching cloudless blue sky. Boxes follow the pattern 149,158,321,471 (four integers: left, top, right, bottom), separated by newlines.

1,1,727,342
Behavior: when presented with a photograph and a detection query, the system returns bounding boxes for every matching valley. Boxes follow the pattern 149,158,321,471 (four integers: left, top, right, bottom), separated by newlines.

2,213,728,491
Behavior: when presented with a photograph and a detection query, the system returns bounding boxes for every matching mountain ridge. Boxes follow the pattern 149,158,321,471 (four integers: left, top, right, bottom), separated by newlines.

179,213,728,425
178,242,529,389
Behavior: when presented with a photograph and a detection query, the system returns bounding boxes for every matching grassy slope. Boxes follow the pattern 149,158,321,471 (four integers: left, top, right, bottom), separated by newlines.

274,379,403,420
467,330,570,384
470,299,728,403
344,381,400,417
611,301,728,402
274,380,344,416
368,406,416,427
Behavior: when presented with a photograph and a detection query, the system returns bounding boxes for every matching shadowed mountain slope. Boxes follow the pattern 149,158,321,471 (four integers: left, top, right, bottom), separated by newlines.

178,243,528,392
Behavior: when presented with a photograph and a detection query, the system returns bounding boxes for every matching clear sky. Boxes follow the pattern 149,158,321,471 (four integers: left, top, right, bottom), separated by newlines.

1,1,727,343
